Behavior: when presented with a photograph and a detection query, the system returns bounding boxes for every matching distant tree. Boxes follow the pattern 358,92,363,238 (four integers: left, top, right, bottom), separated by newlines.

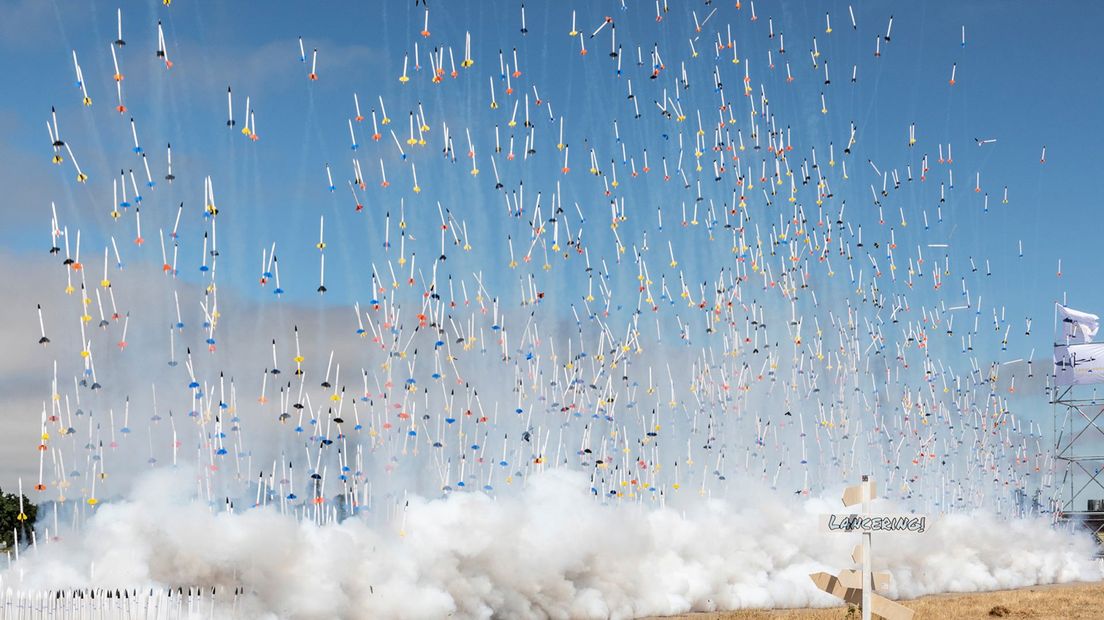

0,488,37,550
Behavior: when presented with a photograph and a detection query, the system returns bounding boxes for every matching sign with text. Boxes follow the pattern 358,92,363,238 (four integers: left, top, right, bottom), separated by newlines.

813,478,925,620
822,513,928,534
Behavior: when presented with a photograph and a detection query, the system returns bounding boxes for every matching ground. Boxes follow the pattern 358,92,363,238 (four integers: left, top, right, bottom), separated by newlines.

653,581,1104,620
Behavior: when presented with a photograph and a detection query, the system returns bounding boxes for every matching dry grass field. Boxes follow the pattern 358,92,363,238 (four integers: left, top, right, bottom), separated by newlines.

652,581,1104,620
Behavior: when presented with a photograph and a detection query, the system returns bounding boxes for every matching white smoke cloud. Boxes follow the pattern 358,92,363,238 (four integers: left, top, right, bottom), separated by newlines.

4,467,1099,619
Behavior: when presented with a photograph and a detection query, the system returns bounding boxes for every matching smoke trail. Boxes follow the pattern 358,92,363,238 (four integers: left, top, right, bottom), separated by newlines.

4,468,1099,619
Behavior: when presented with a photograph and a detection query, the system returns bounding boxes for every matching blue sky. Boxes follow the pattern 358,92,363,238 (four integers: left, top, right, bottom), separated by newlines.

3,0,1100,318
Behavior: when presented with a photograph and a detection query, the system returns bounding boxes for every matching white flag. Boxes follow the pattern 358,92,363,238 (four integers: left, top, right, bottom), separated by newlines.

1057,304,1100,344
1054,343,1104,385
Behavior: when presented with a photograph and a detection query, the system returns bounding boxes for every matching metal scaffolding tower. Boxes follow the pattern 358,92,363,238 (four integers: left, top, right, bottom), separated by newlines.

1053,386,1104,538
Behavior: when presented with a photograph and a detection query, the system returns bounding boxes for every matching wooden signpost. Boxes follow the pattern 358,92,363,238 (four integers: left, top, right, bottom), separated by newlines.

811,475,926,620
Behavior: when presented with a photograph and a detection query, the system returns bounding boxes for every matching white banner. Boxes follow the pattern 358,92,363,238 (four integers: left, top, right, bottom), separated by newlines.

1058,305,1100,344
1054,343,1104,385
